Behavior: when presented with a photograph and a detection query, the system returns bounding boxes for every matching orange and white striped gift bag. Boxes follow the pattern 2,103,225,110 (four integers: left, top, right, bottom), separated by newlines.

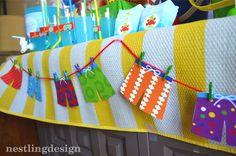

120,60,173,120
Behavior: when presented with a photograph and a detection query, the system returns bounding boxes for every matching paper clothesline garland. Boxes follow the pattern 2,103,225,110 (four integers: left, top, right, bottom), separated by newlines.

0,61,116,106
6,39,203,93
1,39,235,147
192,92,236,146
120,60,173,120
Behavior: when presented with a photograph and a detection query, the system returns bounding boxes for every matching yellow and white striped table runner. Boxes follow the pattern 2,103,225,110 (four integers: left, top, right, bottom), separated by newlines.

1,16,236,154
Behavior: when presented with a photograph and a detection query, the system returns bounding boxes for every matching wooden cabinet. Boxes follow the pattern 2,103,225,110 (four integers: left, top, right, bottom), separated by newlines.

0,113,41,156
37,123,235,156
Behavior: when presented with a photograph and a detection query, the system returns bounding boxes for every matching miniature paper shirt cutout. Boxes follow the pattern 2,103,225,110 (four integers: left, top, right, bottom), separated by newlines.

27,75,42,102
54,77,78,107
192,92,236,146
1,65,22,89
120,60,173,120
77,63,115,103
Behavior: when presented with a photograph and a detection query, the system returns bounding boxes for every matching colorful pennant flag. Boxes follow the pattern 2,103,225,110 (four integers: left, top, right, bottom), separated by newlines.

53,72,78,107
27,75,42,102
120,60,173,120
76,62,115,103
192,92,236,146
1,64,22,89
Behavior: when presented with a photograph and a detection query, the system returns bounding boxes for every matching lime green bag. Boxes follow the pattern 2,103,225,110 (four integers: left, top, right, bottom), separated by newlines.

98,0,137,38
188,0,235,17
98,0,136,18
211,0,234,17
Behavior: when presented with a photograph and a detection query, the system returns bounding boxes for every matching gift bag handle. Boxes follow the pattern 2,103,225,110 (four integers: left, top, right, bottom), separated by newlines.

179,0,204,22
188,0,234,11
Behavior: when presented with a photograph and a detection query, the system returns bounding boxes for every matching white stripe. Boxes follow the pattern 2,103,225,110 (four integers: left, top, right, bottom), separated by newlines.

205,17,236,146
100,35,138,128
142,27,183,136
33,52,46,118
49,48,69,122
205,17,236,95
10,54,29,113
70,42,99,125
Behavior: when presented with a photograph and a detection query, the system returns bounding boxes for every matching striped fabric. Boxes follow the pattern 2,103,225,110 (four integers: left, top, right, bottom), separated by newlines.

0,16,236,154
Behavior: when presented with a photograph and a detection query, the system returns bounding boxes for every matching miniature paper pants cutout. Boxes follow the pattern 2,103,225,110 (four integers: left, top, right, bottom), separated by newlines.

192,92,236,146
54,80,78,107
1,65,22,89
77,65,115,103
27,75,42,102
120,61,172,120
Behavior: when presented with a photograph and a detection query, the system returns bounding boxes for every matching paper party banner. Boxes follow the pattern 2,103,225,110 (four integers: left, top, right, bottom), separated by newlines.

1,59,115,108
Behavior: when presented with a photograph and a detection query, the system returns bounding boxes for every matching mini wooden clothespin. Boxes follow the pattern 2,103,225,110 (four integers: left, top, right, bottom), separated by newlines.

138,51,145,66
19,63,23,70
13,60,18,66
53,73,59,82
28,68,32,76
74,64,82,75
163,65,173,80
36,71,40,79
209,81,213,102
90,57,95,69
63,70,70,80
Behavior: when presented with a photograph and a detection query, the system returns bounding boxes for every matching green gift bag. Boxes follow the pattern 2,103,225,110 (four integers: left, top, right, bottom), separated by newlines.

188,0,234,17
98,0,136,38
98,0,136,18
211,0,234,17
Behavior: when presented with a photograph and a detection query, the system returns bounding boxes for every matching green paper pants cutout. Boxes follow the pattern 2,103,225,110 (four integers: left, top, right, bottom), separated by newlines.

78,67,115,103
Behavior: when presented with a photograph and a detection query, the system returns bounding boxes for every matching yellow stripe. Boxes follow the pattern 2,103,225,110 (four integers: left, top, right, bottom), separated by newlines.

85,40,116,126
42,50,55,120
0,62,5,71
0,56,23,110
121,31,157,131
23,53,37,115
59,46,82,123
173,20,208,142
